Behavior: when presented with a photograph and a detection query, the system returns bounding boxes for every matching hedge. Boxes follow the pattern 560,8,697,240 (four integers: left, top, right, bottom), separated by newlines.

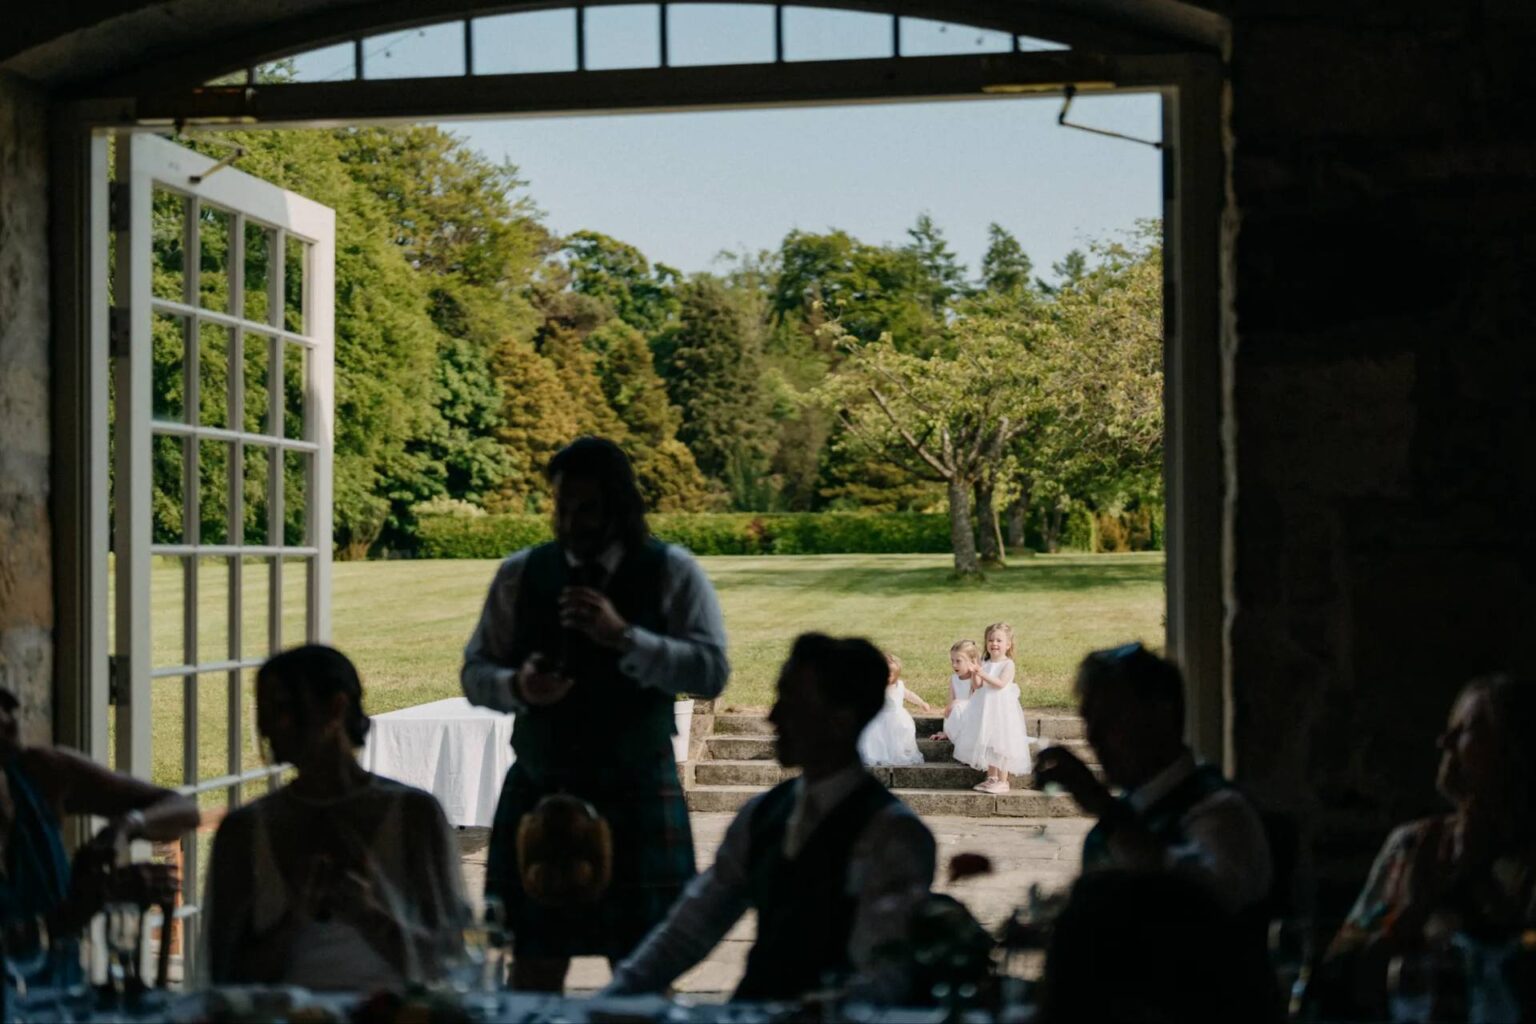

415,512,953,558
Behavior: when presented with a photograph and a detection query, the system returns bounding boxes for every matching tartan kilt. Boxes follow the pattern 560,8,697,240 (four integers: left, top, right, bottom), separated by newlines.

486,756,695,961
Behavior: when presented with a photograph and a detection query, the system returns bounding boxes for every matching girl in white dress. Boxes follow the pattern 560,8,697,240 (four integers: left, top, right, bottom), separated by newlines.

953,622,1033,793
858,652,931,767
930,639,982,741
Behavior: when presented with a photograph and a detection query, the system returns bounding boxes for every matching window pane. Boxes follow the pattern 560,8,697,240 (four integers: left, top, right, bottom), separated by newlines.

783,7,891,61
151,555,186,669
244,223,274,324
198,321,231,429
151,680,185,789
473,10,577,74
152,188,187,303
283,343,306,440
362,23,465,80
586,5,660,70
667,4,775,66
194,557,232,666
152,434,187,545
152,312,188,423
278,41,356,83
244,332,273,435
243,445,272,545
283,451,310,547
199,439,232,545
241,561,273,662
281,556,310,644
240,668,267,773
197,673,231,786
198,204,234,314
284,236,306,334
899,17,1015,56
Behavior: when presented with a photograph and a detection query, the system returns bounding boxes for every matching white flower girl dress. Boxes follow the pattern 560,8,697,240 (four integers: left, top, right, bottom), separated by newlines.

858,680,926,767
952,657,1033,775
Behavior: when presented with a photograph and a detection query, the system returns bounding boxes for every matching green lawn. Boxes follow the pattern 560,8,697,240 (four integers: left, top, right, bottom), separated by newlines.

330,551,1164,711
140,552,1164,791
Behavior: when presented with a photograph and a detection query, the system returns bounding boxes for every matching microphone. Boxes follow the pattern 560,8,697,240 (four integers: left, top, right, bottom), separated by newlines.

559,561,609,677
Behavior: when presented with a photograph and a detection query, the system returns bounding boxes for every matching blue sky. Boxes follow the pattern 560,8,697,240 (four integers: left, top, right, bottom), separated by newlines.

289,7,1162,279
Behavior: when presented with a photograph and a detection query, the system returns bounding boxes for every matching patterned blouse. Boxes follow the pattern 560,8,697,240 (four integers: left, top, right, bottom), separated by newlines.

1330,816,1536,958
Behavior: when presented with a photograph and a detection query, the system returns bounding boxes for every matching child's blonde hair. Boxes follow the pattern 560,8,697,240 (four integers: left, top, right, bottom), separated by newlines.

885,651,903,680
950,639,981,661
984,622,1017,659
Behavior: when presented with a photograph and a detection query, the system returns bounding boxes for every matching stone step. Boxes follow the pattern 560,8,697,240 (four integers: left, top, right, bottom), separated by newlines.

713,710,1086,741
686,785,1084,817
705,733,1097,767
696,759,1054,791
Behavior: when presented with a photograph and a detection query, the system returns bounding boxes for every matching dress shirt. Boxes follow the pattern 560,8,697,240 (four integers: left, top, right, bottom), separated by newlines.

1110,751,1274,913
460,541,729,714
604,764,936,1001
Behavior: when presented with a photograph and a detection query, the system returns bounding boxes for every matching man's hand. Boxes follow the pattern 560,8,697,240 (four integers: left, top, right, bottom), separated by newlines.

1034,746,1114,818
517,653,576,707
559,586,630,649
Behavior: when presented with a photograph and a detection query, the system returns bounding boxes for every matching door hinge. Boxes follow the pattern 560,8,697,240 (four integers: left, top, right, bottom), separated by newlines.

108,654,127,706
108,181,130,233
110,307,131,358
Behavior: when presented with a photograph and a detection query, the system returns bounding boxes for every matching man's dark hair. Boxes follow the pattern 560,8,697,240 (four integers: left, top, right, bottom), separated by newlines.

786,633,888,727
547,436,650,551
0,688,18,714
1075,641,1186,730
258,644,372,748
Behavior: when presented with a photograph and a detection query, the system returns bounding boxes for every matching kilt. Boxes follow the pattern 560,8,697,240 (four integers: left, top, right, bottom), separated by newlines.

485,756,696,961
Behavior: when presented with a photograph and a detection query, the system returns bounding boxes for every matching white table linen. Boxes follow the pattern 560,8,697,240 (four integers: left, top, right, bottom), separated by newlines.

360,697,513,828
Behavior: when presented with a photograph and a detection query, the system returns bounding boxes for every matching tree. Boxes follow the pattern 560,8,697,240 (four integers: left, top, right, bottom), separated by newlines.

905,213,969,312
980,223,1035,298
563,230,681,334
661,275,775,508
1014,225,1163,550
816,314,1043,576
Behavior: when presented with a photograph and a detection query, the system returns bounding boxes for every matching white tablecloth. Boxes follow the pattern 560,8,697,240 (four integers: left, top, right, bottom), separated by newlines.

360,697,514,828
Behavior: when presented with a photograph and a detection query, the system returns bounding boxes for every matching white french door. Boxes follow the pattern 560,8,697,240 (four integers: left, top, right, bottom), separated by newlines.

111,133,334,962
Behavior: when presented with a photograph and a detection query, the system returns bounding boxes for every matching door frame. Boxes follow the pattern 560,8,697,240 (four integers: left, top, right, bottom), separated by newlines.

51,49,1228,770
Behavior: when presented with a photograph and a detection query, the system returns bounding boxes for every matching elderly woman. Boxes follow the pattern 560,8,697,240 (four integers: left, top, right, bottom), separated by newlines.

1320,671,1536,1017
204,645,467,991
0,687,196,987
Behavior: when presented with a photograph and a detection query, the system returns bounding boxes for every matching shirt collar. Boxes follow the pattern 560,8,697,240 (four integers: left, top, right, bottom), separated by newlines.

1127,749,1197,813
563,541,624,576
794,763,870,820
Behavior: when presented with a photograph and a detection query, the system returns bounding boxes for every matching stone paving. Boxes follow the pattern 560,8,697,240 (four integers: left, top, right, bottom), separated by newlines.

456,811,1088,996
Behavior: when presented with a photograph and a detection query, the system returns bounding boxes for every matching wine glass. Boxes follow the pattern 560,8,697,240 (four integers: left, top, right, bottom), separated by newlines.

103,902,143,1002
1268,916,1315,1020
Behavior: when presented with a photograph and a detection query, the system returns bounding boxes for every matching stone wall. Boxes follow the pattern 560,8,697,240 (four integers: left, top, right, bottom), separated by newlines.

1216,2,1536,912
0,73,53,744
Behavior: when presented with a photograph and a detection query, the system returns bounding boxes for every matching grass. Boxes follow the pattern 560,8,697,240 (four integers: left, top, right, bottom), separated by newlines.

137,552,1164,791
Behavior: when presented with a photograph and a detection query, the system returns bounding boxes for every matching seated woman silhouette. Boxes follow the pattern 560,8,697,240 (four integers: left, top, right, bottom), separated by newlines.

0,687,195,988
204,645,467,990
1319,671,1536,1019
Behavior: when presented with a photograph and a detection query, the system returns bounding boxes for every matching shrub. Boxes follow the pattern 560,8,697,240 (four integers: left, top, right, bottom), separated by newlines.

413,512,952,558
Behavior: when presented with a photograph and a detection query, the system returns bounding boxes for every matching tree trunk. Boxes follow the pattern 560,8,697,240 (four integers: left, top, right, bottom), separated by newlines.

1044,501,1065,554
1005,486,1031,549
947,476,982,576
974,479,1005,567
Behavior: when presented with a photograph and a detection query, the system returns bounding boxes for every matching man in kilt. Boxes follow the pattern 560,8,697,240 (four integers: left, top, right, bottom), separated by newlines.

461,437,729,991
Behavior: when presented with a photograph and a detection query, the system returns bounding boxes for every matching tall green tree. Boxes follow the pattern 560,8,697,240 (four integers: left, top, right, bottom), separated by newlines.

661,275,775,508
905,212,969,311
979,223,1035,298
